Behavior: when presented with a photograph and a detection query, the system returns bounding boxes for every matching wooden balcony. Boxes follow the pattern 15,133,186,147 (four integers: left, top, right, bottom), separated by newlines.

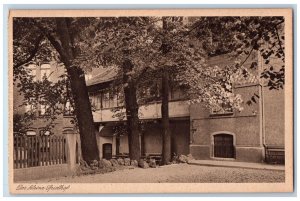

92,100,190,122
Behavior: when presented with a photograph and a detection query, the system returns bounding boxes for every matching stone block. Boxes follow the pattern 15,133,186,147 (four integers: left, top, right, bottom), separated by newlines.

149,159,156,168
102,159,112,167
186,154,194,163
178,155,188,163
110,159,119,167
130,160,138,167
124,158,131,166
117,158,125,165
138,159,149,168
90,160,99,170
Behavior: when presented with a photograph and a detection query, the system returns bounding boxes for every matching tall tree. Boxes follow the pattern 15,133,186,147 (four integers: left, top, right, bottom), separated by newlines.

54,18,99,163
122,57,141,160
77,17,161,160
161,65,171,164
160,17,171,165
13,18,100,164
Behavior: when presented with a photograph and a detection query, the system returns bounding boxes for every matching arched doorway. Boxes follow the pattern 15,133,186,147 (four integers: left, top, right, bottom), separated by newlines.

102,143,112,160
213,133,235,158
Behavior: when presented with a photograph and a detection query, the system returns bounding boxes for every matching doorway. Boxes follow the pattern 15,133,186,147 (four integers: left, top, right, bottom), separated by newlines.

213,134,235,158
102,143,112,160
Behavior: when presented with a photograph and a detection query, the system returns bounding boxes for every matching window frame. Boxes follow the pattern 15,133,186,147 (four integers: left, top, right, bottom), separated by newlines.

63,100,74,116
210,102,234,116
40,63,52,81
89,88,125,110
38,97,52,117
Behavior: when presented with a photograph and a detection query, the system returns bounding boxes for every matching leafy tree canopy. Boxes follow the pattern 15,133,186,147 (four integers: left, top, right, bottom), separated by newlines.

13,16,285,127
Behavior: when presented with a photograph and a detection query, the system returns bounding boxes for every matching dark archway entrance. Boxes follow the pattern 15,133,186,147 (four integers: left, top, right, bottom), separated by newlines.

213,134,235,158
103,143,112,160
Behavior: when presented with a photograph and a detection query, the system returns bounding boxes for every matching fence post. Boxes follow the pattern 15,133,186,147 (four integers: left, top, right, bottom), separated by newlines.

63,129,79,171
15,136,19,169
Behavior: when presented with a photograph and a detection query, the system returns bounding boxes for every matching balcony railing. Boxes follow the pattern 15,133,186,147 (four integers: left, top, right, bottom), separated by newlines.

92,100,190,122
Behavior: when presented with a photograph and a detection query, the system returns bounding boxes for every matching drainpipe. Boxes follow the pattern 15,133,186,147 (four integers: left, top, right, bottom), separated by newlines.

261,84,267,161
261,86,266,146
258,52,266,162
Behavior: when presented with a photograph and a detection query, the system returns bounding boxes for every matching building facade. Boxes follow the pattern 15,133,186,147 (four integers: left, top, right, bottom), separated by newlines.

13,62,76,136
13,52,284,164
87,68,190,159
87,52,284,163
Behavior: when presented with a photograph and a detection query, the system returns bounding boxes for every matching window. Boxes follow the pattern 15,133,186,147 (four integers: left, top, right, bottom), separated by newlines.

64,100,74,116
26,130,37,136
138,81,161,103
25,97,37,113
25,104,34,113
25,97,52,116
117,90,124,107
38,97,51,116
94,92,102,110
27,64,37,82
89,89,125,109
105,89,124,108
89,92,95,109
210,102,233,115
39,129,51,136
102,91,110,108
40,64,51,81
110,93,118,108
39,104,51,116
26,63,52,81
90,91,102,110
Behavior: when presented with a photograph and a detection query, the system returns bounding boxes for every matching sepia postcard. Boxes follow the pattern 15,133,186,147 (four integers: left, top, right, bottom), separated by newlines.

8,8,293,194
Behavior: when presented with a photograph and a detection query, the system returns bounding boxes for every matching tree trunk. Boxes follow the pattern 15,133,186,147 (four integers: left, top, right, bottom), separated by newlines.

66,67,100,163
161,66,171,165
54,18,99,164
122,58,141,160
160,17,172,165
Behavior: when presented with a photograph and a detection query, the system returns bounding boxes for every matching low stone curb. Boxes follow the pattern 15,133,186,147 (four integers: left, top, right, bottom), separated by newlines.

188,160,285,171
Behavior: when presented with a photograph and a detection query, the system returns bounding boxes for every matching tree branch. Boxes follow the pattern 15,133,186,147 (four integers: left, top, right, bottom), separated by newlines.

172,22,200,44
238,19,285,69
134,17,285,85
274,26,285,57
135,19,203,83
45,32,69,63
240,47,254,67
34,22,69,64
13,34,44,69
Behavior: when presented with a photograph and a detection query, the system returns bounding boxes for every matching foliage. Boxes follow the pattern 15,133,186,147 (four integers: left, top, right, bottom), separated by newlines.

14,62,75,131
13,18,82,132
191,16,285,90
13,113,30,135
78,17,265,114
13,16,286,128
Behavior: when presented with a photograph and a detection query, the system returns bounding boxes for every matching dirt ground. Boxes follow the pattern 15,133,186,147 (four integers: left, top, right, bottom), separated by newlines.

31,163,285,183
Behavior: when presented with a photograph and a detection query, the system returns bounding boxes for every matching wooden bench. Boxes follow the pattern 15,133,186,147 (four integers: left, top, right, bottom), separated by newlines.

264,145,285,164
145,153,162,165
113,153,129,159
